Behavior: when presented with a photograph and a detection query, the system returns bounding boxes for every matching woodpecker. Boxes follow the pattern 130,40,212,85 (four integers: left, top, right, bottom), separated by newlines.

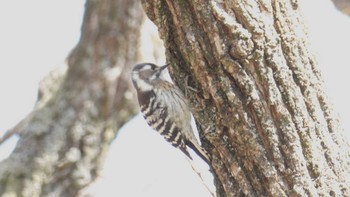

131,63,210,163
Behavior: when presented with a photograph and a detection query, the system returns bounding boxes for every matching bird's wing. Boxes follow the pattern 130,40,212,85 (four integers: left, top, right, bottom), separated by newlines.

139,88,193,160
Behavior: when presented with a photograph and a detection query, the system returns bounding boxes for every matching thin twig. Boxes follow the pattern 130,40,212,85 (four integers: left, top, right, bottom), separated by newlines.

0,112,32,145
185,157,216,197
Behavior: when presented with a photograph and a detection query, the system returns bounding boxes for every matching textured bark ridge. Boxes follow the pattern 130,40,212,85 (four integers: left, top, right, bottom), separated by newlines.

0,0,142,196
142,1,350,196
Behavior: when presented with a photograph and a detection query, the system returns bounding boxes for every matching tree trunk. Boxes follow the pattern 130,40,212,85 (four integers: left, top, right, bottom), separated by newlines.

0,0,143,196
141,0,350,196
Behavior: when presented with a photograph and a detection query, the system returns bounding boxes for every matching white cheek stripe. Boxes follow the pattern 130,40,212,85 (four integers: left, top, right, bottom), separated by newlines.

132,73,153,91
138,79,153,91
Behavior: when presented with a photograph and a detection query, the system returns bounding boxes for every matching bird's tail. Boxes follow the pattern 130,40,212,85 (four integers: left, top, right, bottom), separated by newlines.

186,139,211,164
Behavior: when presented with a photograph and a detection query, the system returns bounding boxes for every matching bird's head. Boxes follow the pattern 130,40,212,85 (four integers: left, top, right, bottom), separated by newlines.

131,63,169,92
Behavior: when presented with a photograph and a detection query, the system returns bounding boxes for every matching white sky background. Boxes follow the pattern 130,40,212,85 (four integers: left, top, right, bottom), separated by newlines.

0,0,349,196
0,0,84,131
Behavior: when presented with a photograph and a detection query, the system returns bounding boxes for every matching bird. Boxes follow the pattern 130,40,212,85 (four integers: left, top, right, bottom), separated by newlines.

131,63,210,164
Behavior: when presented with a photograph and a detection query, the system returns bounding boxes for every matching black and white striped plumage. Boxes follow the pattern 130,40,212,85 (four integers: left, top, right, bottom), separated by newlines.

131,63,210,163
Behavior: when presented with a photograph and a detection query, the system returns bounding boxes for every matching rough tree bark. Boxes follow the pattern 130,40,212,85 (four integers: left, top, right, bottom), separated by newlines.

142,0,350,196
0,0,143,196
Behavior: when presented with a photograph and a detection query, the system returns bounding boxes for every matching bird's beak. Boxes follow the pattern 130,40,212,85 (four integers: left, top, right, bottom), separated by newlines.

159,64,169,72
